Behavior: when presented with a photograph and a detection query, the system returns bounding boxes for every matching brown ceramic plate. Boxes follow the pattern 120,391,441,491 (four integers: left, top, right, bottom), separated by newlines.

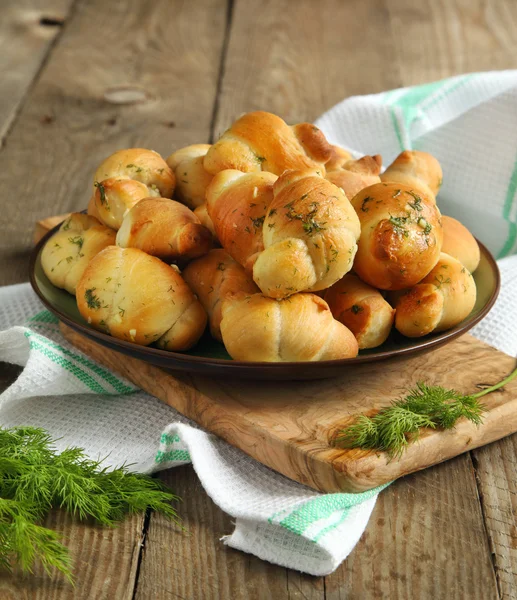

30,223,500,380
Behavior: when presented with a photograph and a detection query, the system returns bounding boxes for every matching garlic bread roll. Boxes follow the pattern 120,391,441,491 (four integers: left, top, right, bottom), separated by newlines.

91,148,175,229
391,252,476,338
166,144,213,209
182,249,258,341
380,150,442,199
351,183,443,290
220,292,358,362
76,246,206,350
206,170,277,272
41,213,116,295
326,154,382,201
441,215,480,273
253,169,361,299
325,144,353,171
194,203,218,241
204,111,332,176
324,274,395,349
116,197,212,262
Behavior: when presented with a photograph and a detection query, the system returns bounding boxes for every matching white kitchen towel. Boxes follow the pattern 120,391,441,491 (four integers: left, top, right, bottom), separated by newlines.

2,70,517,576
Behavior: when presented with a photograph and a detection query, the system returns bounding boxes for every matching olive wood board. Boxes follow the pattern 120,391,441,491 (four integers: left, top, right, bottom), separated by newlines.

60,323,517,493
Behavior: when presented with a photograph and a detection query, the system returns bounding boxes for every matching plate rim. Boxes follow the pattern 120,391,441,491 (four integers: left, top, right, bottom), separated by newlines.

29,220,501,372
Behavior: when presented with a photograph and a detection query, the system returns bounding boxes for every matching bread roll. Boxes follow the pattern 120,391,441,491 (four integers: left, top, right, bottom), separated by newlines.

182,249,258,341
351,182,443,290
206,170,277,271
76,246,206,350
220,292,358,361
252,169,361,298
326,155,382,200
380,150,442,199
391,252,476,337
325,144,353,171
441,215,480,273
91,148,175,229
193,203,218,241
323,274,395,349
166,144,213,209
204,111,332,176
41,213,116,295
116,197,212,262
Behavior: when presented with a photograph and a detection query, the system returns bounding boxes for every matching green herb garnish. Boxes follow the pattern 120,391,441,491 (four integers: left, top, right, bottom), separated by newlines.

0,427,178,580
94,181,108,209
361,196,374,212
216,262,226,271
68,236,84,250
84,288,101,310
337,368,517,457
351,304,363,314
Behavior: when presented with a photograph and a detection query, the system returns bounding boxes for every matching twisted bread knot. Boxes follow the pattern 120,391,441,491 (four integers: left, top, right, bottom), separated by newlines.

380,150,442,200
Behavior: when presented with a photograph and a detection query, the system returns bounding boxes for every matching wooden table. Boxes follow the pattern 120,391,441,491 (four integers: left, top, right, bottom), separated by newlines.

1,0,517,598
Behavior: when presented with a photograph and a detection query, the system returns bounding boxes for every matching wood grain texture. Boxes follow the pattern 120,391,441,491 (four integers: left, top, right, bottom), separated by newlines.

60,324,517,494
135,465,295,600
325,456,498,600
0,0,75,143
0,0,227,285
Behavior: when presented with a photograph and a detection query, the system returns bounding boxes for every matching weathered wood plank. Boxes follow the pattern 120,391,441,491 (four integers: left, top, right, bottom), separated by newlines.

325,456,498,600
135,465,294,600
0,0,228,285
0,0,75,143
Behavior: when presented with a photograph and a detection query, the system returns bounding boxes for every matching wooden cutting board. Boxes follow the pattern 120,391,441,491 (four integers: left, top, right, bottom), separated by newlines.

61,323,517,493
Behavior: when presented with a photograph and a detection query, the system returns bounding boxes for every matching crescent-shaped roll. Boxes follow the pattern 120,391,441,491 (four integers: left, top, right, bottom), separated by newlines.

391,252,476,338
206,170,277,271
91,148,175,229
204,111,332,176
323,274,395,349
351,182,443,290
252,169,361,299
220,292,358,362
193,203,218,241
326,155,382,201
441,215,480,273
182,249,259,341
76,246,207,350
116,197,212,262
41,213,116,295
380,150,442,199
166,144,213,209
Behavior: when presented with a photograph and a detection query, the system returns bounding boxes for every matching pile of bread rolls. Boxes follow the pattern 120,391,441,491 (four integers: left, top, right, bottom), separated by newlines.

41,111,480,362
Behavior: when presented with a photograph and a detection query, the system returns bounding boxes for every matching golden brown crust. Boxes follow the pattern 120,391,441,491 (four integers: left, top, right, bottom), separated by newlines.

76,246,206,350
90,178,150,230
441,215,480,273
323,273,395,349
41,213,116,295
193,203,218,241
166,144,213,209
220,292,358,361
182,249,258,341
204,111,332,176
326,155,382,201
206,170,277,271
116,197,212,262
351,182,443,290
325,145,353,171
380,150,442,199
392,252,476,337
252,169,361,299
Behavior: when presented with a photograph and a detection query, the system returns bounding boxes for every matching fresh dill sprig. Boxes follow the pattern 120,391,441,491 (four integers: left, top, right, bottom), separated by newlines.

337,366,517,458
0,427,179,581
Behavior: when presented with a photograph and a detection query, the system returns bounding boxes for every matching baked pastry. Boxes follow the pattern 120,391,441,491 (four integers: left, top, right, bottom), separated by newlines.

252,169,361,298
193,203,217,241
220,292,358,361
323,273,395,349
204,111,332,176
351,182,443,290
326,154,382,201
76,246,206,350
380,150,442,199
116,197,212,262
441,215,480,273
41,213,116,295
206,170,277,271
166,144,213,209
182,249,258,341
90,148,175,229
391,252,476,337
325,145,353,170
